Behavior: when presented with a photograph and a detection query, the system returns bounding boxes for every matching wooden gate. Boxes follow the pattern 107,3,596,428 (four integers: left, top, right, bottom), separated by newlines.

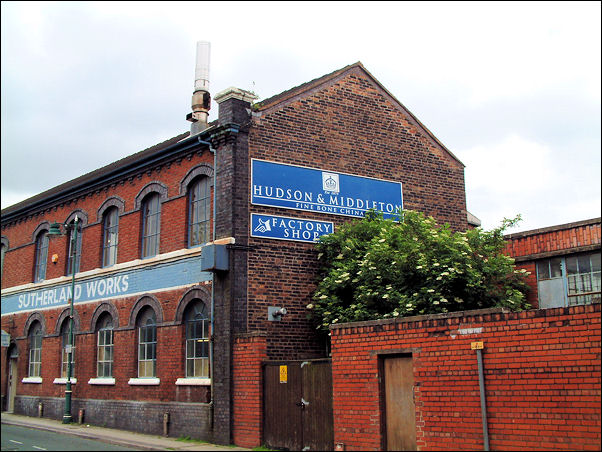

263,359,333,451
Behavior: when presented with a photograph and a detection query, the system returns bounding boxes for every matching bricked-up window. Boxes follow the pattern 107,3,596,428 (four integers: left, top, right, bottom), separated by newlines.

96,314,113,378
141,193,161,258
65,220,82,277
60,318,75,378
102,207,119,267
184,300,209,377
188,177,211,247
137,307,157,378
34,231,49,282
28,321,43,377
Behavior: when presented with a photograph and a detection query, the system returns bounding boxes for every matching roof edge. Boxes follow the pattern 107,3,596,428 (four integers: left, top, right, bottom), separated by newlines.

504,217,602,239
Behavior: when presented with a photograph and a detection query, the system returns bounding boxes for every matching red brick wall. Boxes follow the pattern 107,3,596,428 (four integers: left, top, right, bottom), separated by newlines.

330,304,601,451
504,218,601,309
1,151,213,289
504,219,601,261
232,333,267,448
248,65,468,360
0,146,215,420
1,288,212,406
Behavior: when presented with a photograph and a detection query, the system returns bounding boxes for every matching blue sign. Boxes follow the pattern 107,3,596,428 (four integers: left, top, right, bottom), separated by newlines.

251,214,334,243
1,255,212,315
251,159,403,218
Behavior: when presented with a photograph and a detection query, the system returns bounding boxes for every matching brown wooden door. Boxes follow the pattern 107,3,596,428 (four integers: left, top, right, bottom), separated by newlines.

384,356,417,451
263,360,333,450
264,362,303,450
302,361,334,451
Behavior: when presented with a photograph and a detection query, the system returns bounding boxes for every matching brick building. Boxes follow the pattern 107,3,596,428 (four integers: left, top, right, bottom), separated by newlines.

504,217,601,309
1,55,471,444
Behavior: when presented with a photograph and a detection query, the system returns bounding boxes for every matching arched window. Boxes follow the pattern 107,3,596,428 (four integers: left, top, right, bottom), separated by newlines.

137,307,157,377
34,231,49,282
96,313,114,378
102,207,119,267
188,177,211,247
184,300,209,377
28,321,43,377
141,193,161,258
60,318,75,378
66,220,82,276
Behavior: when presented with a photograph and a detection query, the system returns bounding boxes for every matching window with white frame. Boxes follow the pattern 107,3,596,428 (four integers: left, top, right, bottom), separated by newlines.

102,207,119,267
96,314,114,378
536,251,601,308
141,193,160,258
184,300,210,378
28,322,43,377
60,318,75,378
66,220,82,276
137,307,157,378
188,177,211,247
34,231,49,282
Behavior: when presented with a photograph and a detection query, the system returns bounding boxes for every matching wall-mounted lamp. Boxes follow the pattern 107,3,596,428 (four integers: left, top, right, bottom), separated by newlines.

51,254,59,264
268,306,288,322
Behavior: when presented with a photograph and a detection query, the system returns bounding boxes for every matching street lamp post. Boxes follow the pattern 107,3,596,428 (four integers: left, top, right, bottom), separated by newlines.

48,215,79,424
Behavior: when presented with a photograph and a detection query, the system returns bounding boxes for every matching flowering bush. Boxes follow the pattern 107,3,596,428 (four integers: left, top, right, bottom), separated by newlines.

308,210,530,332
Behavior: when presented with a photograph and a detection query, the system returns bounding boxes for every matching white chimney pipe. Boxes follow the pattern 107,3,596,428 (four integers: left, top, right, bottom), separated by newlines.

194,41,210,93
188,41,211,133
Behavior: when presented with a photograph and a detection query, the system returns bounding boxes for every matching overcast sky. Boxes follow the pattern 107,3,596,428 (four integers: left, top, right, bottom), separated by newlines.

1,1,600,232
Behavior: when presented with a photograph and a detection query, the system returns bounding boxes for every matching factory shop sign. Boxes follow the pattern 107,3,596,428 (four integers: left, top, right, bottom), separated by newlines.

251,159,403,219
251,213,334,243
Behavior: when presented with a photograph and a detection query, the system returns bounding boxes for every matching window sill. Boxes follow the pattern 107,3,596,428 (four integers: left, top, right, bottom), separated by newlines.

175,377,211,386
88,377,115,385
53,378,77,385
128,377,160,386
22,377,42,384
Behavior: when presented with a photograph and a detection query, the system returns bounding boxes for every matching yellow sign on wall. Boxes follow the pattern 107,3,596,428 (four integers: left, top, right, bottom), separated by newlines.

279,365,288,383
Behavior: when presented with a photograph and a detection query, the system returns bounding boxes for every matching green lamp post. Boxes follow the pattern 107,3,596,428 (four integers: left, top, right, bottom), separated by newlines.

48,215,79,424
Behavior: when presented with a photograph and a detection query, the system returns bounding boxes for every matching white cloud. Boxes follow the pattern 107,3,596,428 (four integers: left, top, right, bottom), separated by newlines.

458,134,555,194
1,1,599,233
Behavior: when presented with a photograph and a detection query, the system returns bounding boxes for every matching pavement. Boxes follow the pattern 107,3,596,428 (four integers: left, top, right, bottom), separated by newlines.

1,412,252,451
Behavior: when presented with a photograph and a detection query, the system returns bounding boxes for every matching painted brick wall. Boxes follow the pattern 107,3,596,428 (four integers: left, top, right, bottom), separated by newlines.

232,332,267,448
330,303,601,451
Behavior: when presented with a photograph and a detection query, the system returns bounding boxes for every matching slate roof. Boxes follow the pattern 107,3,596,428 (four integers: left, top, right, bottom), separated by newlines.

1,131,190,219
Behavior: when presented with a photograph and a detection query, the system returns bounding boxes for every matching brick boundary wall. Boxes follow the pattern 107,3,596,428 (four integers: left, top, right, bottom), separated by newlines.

330,303,601,451
232,332,267,448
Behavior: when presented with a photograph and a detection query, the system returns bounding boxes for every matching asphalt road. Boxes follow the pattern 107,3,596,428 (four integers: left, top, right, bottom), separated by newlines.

1,424,141,451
